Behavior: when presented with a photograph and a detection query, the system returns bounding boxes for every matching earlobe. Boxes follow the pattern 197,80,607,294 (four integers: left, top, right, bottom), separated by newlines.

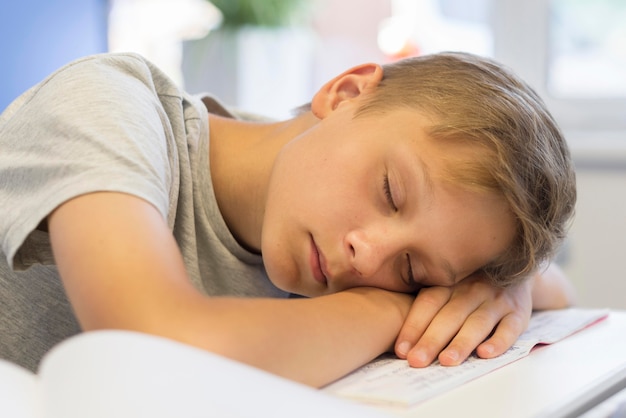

311,63,383,119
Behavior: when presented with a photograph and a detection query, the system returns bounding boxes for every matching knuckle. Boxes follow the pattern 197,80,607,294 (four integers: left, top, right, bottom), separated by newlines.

470,310,497,326
416,286,451,307
400,318,424,335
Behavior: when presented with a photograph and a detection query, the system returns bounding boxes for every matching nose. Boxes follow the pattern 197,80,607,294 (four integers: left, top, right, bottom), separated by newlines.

344,228,395,281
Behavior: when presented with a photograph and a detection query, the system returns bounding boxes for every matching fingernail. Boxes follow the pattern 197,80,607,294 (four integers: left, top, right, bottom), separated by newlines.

413,349,428,364
444,349,459,363
397,341,411,356
482,343,494,356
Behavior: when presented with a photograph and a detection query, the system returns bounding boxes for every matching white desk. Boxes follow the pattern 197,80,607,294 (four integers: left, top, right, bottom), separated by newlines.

371,311,626,418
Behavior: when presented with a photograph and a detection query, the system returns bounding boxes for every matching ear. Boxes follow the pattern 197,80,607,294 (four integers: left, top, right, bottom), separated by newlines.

311,63,383,119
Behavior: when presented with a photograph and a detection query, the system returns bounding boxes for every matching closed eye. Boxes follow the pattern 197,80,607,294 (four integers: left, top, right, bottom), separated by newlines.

383,173,398,212
403,253,417,290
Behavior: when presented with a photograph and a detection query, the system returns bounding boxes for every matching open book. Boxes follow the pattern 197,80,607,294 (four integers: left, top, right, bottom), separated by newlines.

0,308,608,417
0,330,388,418
324,308,609,408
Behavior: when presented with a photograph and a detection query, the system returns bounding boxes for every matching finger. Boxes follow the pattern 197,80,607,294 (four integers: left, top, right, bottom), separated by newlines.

437,306,503,366
475,311,529,359
394,286,451,359
405,292,483,367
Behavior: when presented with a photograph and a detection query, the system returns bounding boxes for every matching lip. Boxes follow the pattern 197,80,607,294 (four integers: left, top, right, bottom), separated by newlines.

309,235,329,285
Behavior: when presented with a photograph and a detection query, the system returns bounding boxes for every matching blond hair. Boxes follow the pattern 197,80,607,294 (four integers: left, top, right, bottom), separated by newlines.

356,52,576,287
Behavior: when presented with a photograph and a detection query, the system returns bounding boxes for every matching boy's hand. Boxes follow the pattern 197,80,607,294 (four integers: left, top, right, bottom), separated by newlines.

394,274,532,367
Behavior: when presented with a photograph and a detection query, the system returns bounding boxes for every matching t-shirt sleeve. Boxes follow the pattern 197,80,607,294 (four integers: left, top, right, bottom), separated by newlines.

0,53,180,270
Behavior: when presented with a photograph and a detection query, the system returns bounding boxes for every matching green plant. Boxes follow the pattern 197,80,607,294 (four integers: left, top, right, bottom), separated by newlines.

209,0,311,27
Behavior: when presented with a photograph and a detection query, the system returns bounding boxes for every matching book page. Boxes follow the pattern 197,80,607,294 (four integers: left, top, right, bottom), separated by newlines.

323,308,609,407
517,307,609,345
0,359,39,418
37,330,389,418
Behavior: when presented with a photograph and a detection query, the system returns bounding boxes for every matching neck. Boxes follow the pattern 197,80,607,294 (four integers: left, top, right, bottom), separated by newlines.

209,111,318,253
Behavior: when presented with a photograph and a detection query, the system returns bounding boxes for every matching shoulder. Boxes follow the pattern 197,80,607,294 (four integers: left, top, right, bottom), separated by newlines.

1,52,185,136
13,53,181,113
48,52,181,99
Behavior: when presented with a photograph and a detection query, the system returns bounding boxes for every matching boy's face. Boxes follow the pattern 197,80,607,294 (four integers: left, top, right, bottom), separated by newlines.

261,105,515,297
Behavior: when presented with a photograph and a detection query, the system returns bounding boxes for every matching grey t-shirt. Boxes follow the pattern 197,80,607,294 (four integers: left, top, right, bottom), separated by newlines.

0,53,287,372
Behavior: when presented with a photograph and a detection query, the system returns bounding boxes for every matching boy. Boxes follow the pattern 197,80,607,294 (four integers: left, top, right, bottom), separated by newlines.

0,51,576,387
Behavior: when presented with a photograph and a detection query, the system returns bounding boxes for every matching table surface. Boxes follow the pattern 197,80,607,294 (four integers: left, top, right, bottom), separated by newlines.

370,310,626,418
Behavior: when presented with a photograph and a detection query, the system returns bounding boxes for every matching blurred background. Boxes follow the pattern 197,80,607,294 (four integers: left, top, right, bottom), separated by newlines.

2,0,625,309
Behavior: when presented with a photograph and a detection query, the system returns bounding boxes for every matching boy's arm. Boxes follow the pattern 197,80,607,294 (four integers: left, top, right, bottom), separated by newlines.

394,263,576,368
530,262,577,310
48,192,413,388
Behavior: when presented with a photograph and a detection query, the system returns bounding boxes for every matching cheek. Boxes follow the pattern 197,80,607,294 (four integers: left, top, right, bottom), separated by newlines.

272,148,367,218
261,239,297,292
270,140,331,203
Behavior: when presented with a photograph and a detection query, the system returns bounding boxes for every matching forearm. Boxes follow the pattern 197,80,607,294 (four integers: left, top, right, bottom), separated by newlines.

177,288,412,387
531,263,576,310
93,286,413,388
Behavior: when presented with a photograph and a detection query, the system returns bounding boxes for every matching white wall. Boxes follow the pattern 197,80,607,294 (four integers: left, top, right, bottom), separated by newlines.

562,137,626,309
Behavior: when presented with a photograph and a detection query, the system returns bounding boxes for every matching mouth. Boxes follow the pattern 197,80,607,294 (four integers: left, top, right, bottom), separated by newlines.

309,235,329,286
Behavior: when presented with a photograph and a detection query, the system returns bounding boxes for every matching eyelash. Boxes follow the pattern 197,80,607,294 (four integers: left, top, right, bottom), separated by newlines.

405,253,416,288
383,174,415,288
383,173,398,212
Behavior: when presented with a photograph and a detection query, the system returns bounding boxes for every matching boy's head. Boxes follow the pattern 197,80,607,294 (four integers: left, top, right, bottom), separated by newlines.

355,52,576,287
